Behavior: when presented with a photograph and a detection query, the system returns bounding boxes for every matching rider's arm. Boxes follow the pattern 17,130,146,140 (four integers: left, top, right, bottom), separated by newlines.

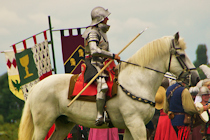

182,88,203,114
89,41,115,59
87,31,115,59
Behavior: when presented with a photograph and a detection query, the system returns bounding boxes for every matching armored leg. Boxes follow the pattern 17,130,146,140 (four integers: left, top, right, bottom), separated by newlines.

95,77,108,126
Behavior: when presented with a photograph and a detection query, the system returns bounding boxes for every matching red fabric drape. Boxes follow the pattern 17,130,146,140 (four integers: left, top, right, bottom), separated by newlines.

154,109,178,140
44,124,55,140
88,128,119,140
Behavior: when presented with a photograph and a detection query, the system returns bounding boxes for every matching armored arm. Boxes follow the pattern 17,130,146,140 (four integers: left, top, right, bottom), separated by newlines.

87,31,114,59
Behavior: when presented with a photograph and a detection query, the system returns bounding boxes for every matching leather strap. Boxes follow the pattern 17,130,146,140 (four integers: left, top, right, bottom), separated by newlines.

167,84,181,102
174,112,185,115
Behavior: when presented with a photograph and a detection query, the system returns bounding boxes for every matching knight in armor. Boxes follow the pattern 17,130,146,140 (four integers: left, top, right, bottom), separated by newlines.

82,6,120,126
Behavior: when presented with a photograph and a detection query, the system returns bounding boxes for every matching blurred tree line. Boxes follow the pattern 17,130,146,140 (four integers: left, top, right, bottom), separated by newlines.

0,73,24,139
0,73,24,123
193,44,209,79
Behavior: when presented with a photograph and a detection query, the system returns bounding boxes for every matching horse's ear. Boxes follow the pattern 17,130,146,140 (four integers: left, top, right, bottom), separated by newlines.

174,32,179,42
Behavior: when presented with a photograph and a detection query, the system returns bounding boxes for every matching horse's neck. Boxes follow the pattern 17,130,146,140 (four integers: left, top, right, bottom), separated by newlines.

118,56,167,99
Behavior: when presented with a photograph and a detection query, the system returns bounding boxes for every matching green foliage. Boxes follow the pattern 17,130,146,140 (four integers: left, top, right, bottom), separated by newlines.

193,44,209,79
0,120,20,140
0,115,4,124
0,73,24,123
194,44,208,68
0,73,24,139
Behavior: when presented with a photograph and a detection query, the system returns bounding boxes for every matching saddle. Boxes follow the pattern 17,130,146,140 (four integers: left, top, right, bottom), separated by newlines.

68,59,118,102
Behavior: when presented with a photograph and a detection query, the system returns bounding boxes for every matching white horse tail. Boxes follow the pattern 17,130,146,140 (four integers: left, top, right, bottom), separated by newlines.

18,98,34,140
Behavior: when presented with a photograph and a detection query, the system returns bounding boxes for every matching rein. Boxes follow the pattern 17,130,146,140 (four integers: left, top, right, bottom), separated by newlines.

115,61,164,107
118,39,197,83
115,79,155,107
115,38,196,107
168,39,196,86
119,60,176,80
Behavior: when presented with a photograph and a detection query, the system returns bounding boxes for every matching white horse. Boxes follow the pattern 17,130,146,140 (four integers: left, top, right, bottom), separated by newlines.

18,32,200,140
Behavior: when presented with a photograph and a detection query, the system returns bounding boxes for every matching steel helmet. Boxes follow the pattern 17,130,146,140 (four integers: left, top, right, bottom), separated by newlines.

189,86,199,96
199,86,210,96
90,6,111,26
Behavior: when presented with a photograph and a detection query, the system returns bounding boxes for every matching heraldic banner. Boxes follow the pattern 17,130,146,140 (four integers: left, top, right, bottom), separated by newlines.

15,40,52,100
60,28,85,74
4,49,24,100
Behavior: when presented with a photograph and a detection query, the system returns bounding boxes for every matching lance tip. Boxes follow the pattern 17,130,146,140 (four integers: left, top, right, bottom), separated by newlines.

145,27,149,30
139,27,149,34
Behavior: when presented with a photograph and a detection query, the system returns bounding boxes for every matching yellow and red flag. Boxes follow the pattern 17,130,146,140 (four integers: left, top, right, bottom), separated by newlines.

4,49,24,100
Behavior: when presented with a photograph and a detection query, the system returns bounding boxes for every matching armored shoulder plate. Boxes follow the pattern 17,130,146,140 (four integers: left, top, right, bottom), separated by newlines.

82,27,100,41
87,30,100,43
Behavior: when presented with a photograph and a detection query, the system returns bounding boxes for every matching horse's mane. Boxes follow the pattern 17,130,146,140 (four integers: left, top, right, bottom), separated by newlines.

120,36,186,70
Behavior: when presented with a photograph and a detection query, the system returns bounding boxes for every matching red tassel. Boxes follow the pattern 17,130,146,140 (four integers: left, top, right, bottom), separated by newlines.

43,30,47,40
12,44,17,54
69,29,72,36
33,35,37,44
23,40,27,49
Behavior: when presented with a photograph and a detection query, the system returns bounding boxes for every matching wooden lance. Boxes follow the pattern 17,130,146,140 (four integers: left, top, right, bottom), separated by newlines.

67,27,148,107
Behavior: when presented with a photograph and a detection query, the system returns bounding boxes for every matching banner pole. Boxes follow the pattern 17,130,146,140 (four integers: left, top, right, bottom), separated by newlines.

48,15,57,74
9,29,51,48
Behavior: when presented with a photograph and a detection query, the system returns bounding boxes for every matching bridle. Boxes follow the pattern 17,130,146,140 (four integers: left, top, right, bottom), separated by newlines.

116,38,197,106
118,38,196,83
168,39,196,86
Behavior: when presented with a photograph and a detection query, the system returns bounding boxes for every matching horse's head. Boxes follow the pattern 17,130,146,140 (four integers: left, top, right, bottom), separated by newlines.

168,32,200,87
